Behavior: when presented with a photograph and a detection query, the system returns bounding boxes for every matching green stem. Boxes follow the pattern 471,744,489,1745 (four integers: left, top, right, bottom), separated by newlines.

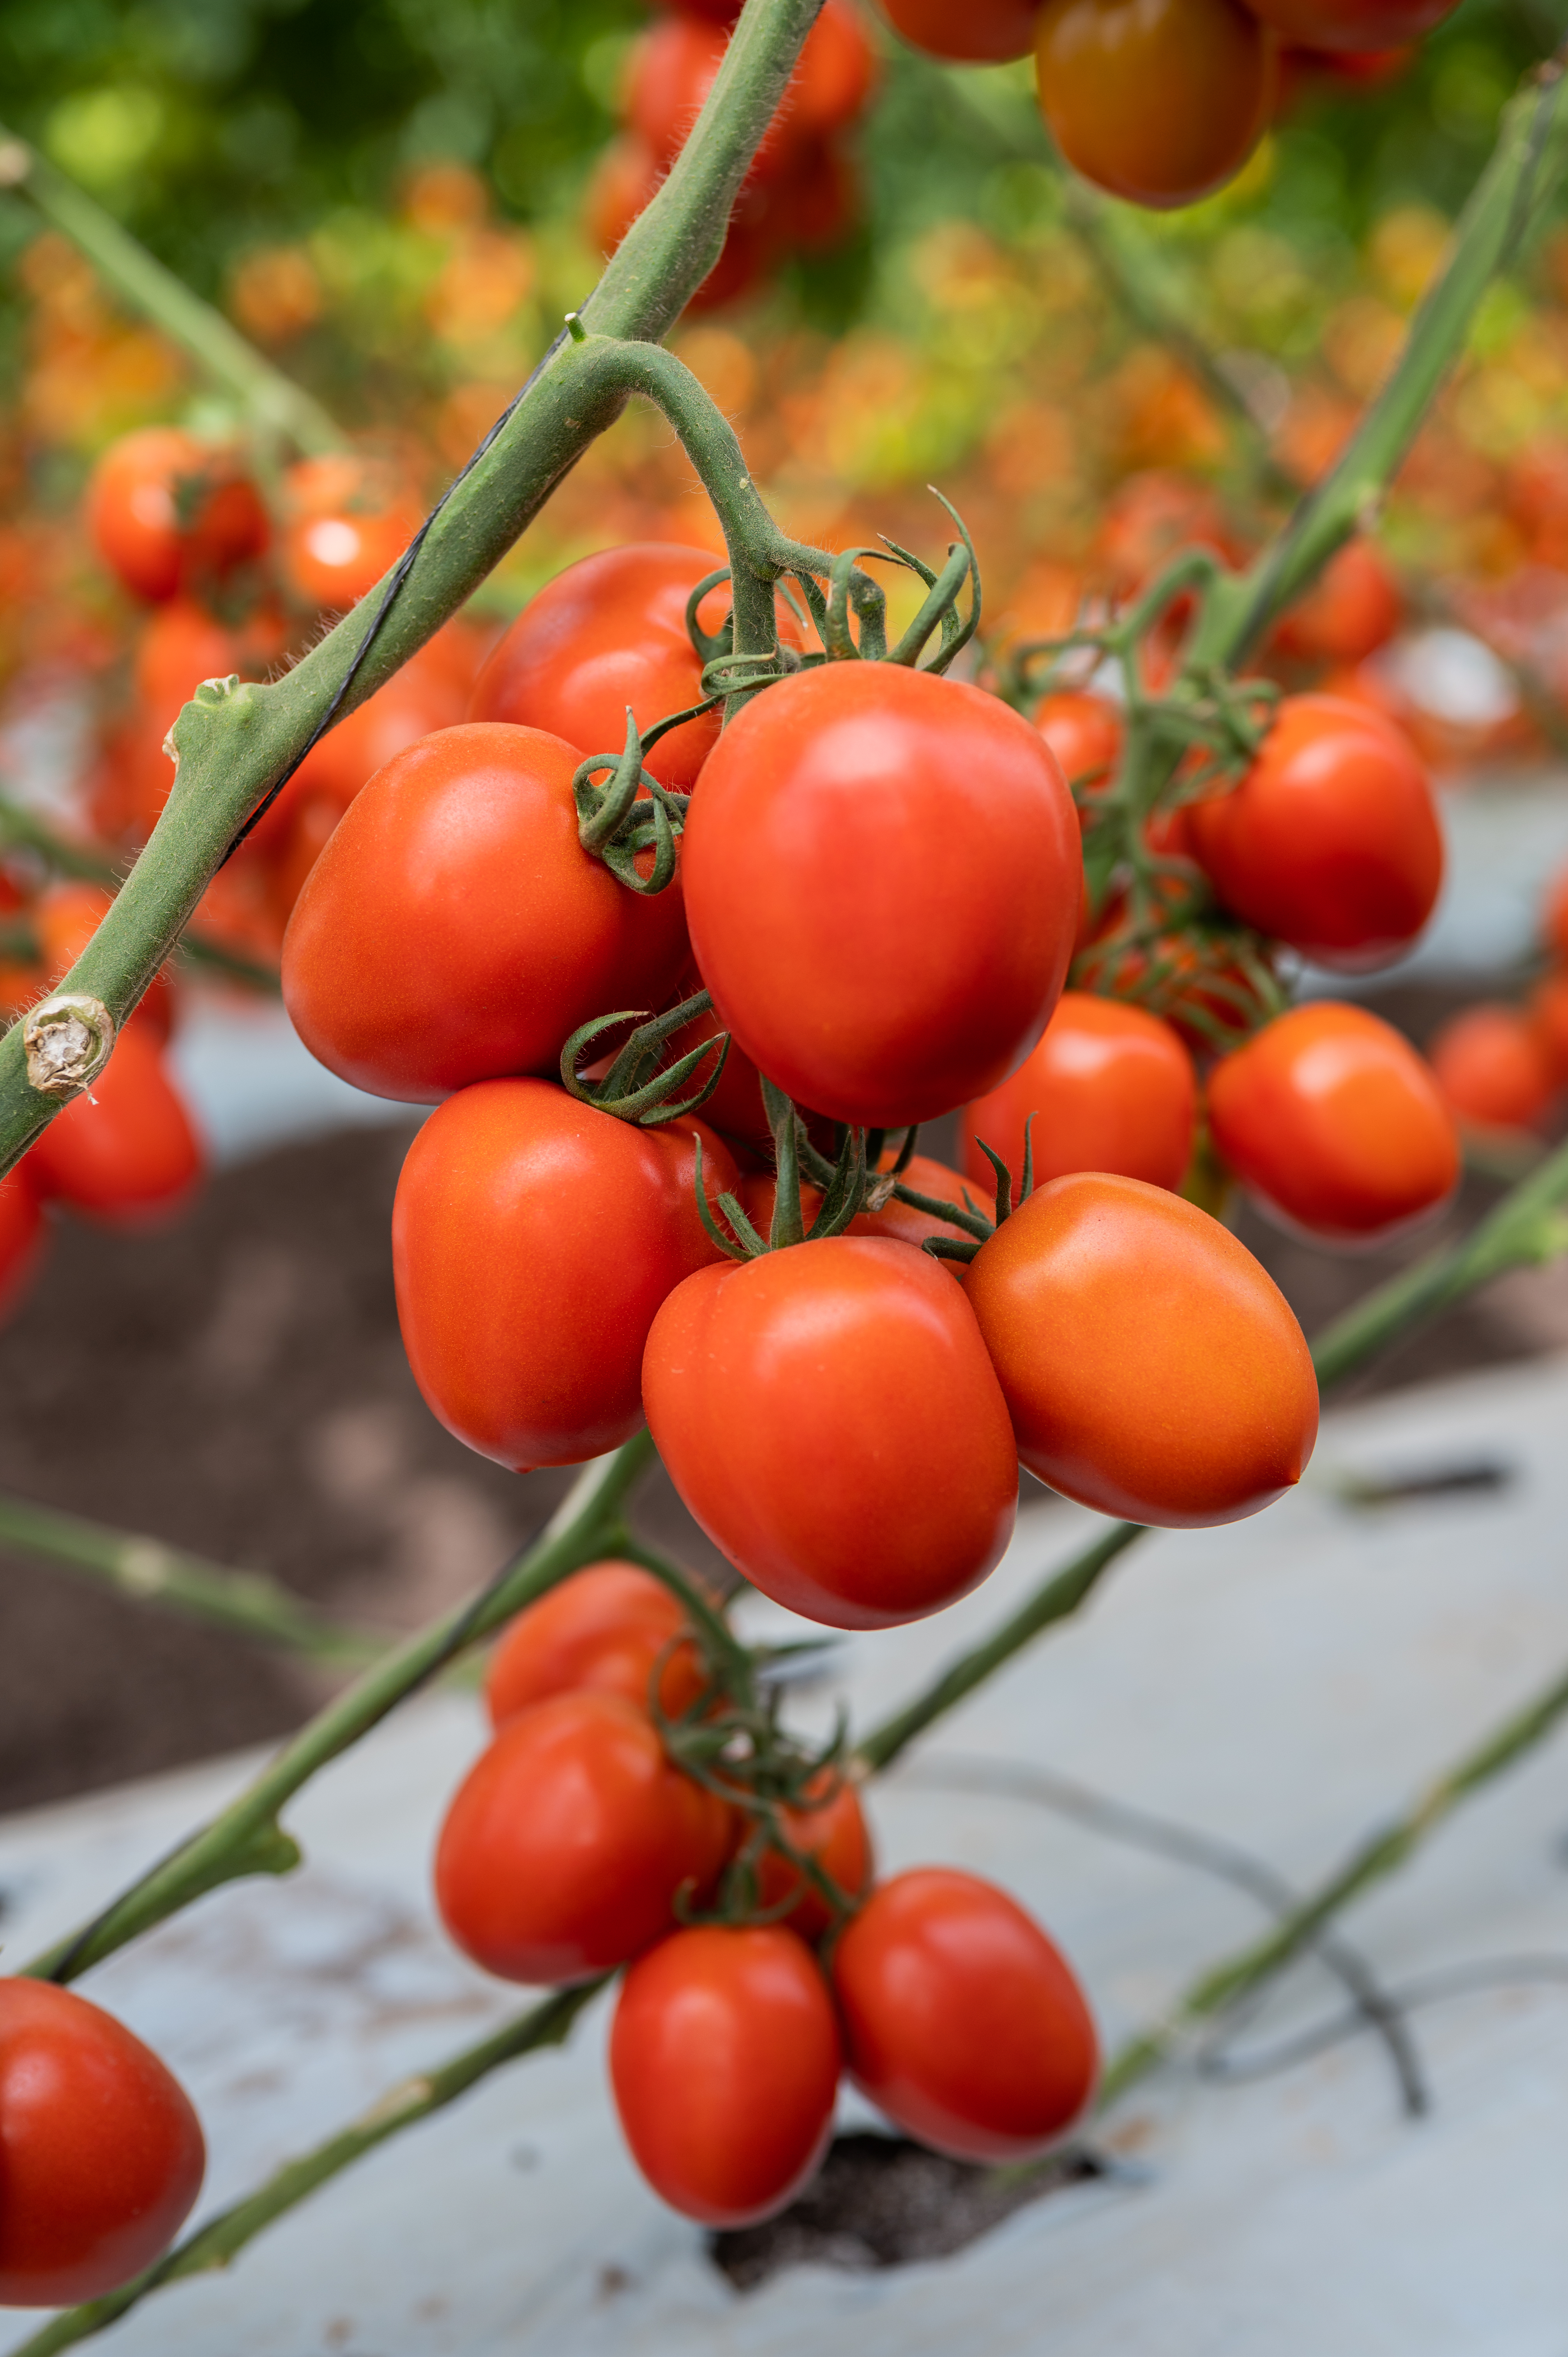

1099,1647,1568,2108
21,1435,653,1984
0,1490,381,1668
5,1982,605,2357
0,129,344,457
0,0,827,1183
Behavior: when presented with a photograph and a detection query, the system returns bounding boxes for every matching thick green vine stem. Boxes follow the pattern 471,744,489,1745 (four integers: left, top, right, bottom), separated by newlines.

0,0,828,1182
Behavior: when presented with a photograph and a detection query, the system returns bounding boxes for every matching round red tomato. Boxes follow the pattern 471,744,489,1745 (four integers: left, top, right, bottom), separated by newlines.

0,1167,45,1323
966,1173,1318,1526
628,3,874,182
643,1236,1019,1629
1429,1003,1558,1133
25,1028,204,1228
610,1925,841,2226
1185,694,1443,970
0,1978,205,2307
394,1078,739,1470
1241,0,1457,49
683,663,1081,1128
1035,0,1277,210
1034,691,1122,799
1271,540,1401,666
470,545,730,794
86,429,268,604
962,991,1197,1196
485,1560,707,1727
832,1869,1097,2163
435,1691,733,1984
282,723,690,1103
279,453,424,611
753,1770,874,1942
1208,1001,1459,1243
881,0,1044,62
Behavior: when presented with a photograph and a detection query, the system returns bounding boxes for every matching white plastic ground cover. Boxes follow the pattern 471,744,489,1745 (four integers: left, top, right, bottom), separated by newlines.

2,1356,1568,2356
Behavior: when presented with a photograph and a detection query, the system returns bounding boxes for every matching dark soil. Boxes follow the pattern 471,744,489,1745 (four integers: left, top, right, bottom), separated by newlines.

710,2131,1105,2288
0,978,1558,1815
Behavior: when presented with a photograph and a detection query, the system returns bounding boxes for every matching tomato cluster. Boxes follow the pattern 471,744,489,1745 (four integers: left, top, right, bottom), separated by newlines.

434,1559,1098,2224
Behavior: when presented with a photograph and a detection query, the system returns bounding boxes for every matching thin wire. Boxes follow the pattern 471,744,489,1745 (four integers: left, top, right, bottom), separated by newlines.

1200,1954,1568,2085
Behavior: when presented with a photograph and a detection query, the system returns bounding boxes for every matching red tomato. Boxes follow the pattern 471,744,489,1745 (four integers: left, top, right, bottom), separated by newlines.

683,664,1081,1128
1429,1004,1558,1134
1035,691,1122,800
584,138,777,311
485,1560,707,1726
966,1173,1318,1526
282,723,690,1103
653,0,742,19
1186,694,1443,970
1543,865,1568,965
279,453,424,611
832,1869,1097,2163
85,429,268,603
1271,541,1401,666
753,1770,874,1941
1035,0,1277,210
0,1167,45,1323
434,1690,733,1984
34,882,175,1047
470,545,732,795
881,0,1045,62
133,598,239,721
267,793,341,923
643,1236,1019,1629
25,1027,205,1228
0,1978,205,2307
393,1078,740,1470
1095,470,1236,592
629,4,874,182
1208,1002,1459,1243
962,992,1196,1196
610,1926,841,2226
1241,0,1457,49
1529,969,1568,1083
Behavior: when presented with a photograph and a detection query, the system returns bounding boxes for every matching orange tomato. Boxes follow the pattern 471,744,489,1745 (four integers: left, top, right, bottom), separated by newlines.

86,429,268,604
753,1770,874,1942
1429,1004,1559,1134
24,1027,204,1227
1529,968,1568,1083
880,0,1044,60
1035,0,1277,211
962,991,1196,1196
279,453,424,611
1034,690,1123,801
484,1561,707,1726
1271,540,1401,666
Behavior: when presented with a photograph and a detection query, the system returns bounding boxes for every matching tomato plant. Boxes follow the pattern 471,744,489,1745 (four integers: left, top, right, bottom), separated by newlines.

485,1560,707,1726
962,990,1197,1196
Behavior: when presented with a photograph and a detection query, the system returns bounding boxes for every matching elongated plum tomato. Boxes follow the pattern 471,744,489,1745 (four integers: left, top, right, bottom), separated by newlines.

1429,1004,1558,1133
880,0,1044,62
966,1174,1318,1527
683,664,1081,1128
435,1691,733,1985
611,1926,841,2226
832,1869,1097,2163
485,1560,707,1727
283,724,689,1103
643,1237,1019,1629
395,1079,739,1470
0,1979,205,2307
470,545,726,793
0,1168,45,1323
25,1028,205,1228
754,1770,874,1942
1241,0,1458,50
1186,695,1442,971
1208,1002,1459,1244
962,991,1196,1196
1034,0,1277,212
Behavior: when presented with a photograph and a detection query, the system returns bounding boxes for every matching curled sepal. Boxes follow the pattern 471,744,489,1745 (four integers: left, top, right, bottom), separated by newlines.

684,567,734,666
825,548,891,662
693,1136,765,1263
760,1073,806,1250
892,1172,994,1243
575,708,651,852
599,791,679,898
805,1122,866,1242
885,489,982,677
699,648,798,702
560,991,730,1126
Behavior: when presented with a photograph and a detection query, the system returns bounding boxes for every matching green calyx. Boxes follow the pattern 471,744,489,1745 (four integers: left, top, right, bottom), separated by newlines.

572,709,690,895
559,989,727,1126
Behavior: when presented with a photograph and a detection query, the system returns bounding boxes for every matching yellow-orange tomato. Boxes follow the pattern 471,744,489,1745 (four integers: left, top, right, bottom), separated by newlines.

966,1173,1318,1527
1207,1002,1459,1244
962,992,1196,1196
485,1561,707,1727
1429,1004,1559,1134
1035,0,1277,210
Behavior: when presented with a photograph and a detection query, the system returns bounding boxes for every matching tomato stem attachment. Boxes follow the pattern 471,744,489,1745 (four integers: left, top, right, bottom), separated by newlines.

560,990,730,1126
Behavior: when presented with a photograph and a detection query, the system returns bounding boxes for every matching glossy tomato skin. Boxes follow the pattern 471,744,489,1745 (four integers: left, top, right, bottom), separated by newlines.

643,1236,1019,1629
962,991,1196,1196
86,429,267,603
435,1691,733,1985
832,1869,1097,2163
282,723,690,1103
1208,1002,1459,1244
1272,540,1401,666
1241,0,1458,49
966,1173,1318,1527
754,1771,874,1942
1429,1004,1558,1133
485,1561,706,1727
394,1078,740,1470
683,664,1081,1128
0,1167,45,1323
470,546,725,793
1186,695,1443,970
881,0,1044,61
1034,691,1122,798
610,1926,841,2225
0,1979,205,2307
25,1028,204,1227
1035,0,1277,211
